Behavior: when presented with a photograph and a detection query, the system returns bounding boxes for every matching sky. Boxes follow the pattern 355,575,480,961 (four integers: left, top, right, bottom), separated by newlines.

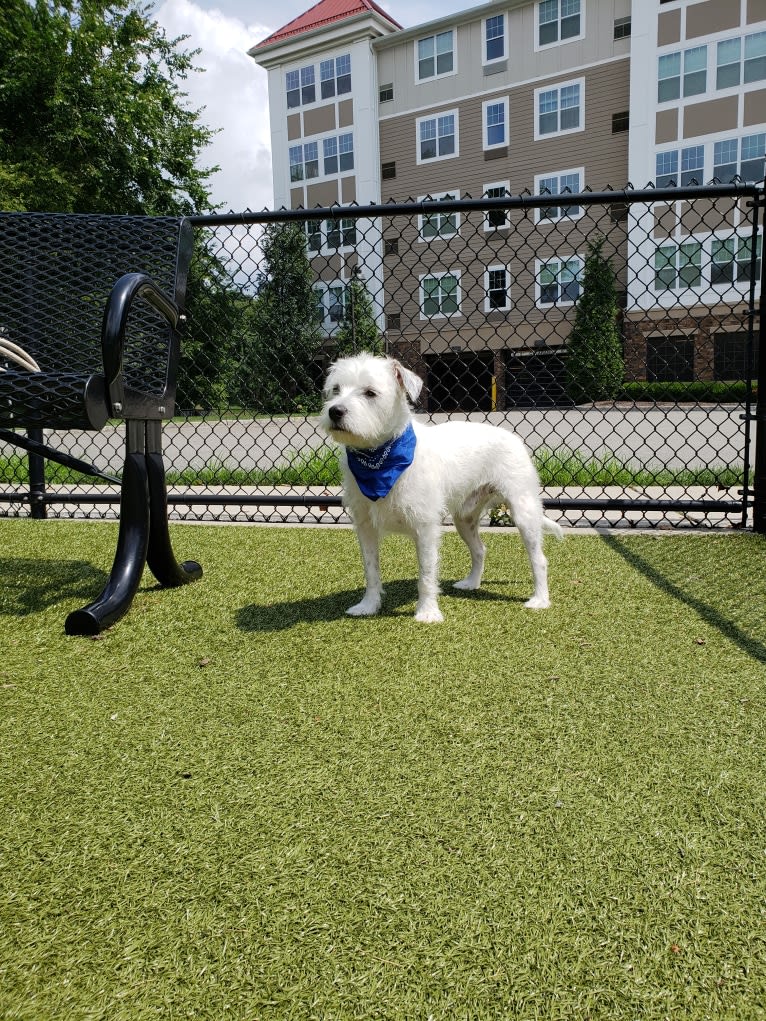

153,0,471,212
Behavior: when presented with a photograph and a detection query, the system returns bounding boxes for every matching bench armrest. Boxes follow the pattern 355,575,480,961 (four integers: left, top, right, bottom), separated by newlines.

101,271,181,416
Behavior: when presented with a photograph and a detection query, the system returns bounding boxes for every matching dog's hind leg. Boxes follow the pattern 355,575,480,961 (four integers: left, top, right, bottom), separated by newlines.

505,490,551,609
347,516,384,617
452,511,486,591
414,523,444,623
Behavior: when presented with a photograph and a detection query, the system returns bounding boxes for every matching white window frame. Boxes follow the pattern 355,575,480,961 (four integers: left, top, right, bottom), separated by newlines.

419,271,462,320
485,264,511,313
483,13,506,64
415,29,456,83
483,96,509,150
536,256,583,307
417,191,460,242
653,241,704,293
483,181,511,231
534,168,584,222
416,109,459,165
314,280,350,331
535,0,585,52
534,78,584,140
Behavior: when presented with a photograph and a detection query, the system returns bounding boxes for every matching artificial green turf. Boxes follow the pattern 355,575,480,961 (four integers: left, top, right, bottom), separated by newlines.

1,520,765,1020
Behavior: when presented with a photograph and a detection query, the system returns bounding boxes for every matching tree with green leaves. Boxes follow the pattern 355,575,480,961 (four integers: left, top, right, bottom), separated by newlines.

240,222,324,414
0,0,216,214
333,270,384,357
565,237,624,404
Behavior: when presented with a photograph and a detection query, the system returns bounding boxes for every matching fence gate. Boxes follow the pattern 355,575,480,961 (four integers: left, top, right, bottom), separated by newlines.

0,184,763,530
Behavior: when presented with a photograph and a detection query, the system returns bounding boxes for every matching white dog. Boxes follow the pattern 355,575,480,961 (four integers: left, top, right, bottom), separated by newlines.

319,353,563,623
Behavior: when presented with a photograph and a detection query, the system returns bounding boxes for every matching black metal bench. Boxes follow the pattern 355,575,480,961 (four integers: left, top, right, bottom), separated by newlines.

0,212,202,635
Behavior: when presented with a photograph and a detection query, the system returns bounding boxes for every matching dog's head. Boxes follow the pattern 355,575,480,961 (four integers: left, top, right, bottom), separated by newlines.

319,354,423,449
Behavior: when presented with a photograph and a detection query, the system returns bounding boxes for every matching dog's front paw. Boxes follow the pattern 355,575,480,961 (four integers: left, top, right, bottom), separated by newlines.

524,595,550,609
347,598,381,617
414,603,444,624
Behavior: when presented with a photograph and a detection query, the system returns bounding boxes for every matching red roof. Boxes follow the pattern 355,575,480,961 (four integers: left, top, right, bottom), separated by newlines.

254,0,401,49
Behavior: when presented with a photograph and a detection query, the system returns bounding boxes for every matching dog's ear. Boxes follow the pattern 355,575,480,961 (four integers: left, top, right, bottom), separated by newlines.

391,359,423,404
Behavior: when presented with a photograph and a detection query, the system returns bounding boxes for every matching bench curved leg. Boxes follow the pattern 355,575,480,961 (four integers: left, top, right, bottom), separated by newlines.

65,451,151,636
146,445,202,587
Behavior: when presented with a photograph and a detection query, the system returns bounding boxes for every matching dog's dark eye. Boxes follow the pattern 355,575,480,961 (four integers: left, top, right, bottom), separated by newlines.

331,384,340,395
364,389,377,399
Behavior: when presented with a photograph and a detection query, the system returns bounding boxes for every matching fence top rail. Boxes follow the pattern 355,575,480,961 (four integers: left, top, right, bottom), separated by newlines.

189,181,764,227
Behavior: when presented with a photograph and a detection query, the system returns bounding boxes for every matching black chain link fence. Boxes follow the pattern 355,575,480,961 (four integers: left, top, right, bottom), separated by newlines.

1,183,763,529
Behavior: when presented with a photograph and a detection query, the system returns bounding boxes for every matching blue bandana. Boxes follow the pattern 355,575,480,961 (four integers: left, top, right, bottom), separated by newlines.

346,423,417,501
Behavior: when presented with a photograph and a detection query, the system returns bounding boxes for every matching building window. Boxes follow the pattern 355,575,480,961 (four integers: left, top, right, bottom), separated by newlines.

484,182,510,230
713,135,766,183
715,32,766,90
711,236,762,285
614,16,631,40
536,80,583,138
538,0,582,48
486,266,511,311
741,134,766,182
536,169,582,221
746,31,766,83
419,193,459,241
485,14,505,62
285,65,316,109
289,142,319,182
483,97,508,149
306,220,322,254
319,54,351,100
379,83,394,102
314,283,348,330
654,242,702,291
306,220,356,256
656,150,678,187
421,272,461,318
680,145,704,185
658,45,706,102
655,145,707,187
537,257,582,305
714,332,753,380
647,337,694,382
417,111,458,163
417,30,454,81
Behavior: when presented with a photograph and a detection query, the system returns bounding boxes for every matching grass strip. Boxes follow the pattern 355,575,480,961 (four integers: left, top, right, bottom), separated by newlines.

0,445,749,491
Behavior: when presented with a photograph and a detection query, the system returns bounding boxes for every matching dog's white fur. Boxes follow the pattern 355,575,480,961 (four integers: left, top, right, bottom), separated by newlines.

319,353,563,623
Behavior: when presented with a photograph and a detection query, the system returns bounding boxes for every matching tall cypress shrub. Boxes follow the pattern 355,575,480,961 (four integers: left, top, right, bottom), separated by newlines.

565,237,624,404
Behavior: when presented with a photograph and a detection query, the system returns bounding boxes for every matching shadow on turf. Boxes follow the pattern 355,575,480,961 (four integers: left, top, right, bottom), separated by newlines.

0,558,105,617
601,534,766,665
236,578,522,632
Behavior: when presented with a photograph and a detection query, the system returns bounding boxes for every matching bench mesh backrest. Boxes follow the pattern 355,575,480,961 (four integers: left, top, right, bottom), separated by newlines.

0,213,186,396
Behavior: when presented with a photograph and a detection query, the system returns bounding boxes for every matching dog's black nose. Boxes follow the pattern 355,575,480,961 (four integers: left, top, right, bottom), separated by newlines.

329,404,346,424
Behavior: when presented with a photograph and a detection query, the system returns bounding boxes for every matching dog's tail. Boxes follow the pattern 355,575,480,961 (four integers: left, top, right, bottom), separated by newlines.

543,515,565,540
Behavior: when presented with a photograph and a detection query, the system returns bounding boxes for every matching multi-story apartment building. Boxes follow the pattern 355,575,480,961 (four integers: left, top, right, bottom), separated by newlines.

250,0,765,408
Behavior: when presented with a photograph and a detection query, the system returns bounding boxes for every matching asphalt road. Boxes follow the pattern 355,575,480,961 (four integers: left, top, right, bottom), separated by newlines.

0,403,750,476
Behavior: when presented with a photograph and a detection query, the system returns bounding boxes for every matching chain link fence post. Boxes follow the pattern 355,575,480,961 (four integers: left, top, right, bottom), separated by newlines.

753,189,766,534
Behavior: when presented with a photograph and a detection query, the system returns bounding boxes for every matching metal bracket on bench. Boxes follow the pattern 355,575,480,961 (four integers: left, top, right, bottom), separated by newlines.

0,428,121,485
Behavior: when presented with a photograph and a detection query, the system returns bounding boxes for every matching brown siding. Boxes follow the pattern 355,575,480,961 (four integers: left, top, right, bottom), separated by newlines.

303,105,336,136
338,100,354,128
686,0,740,40
683,96,738,139
657,9,681,47
287,114,301,142
744,89,766,126
656,109,679,145
747,0,766,25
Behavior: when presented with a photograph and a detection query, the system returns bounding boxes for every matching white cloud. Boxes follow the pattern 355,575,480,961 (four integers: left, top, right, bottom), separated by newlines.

154,0,274,212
